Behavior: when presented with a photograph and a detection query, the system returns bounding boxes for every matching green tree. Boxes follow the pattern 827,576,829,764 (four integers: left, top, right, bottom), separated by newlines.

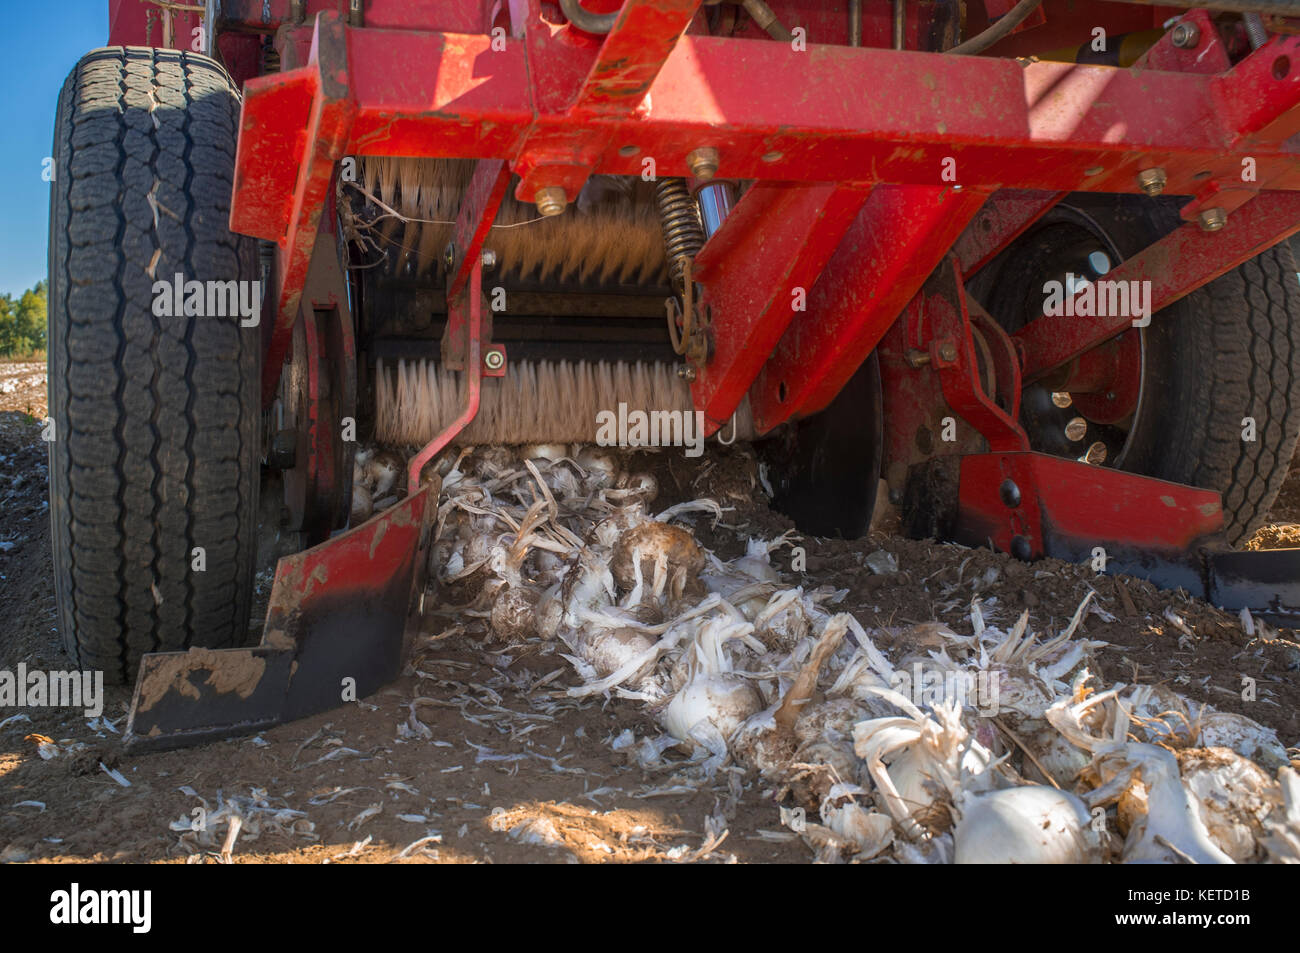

15,282,47,352
0,294,16,356
0,281,48,355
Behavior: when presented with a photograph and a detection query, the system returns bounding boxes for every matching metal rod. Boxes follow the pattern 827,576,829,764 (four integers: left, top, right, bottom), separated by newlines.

849,0,862,47
743,0,793,42
407,260,483,495
949,0,1042,55
698,181,735,239
892,0,904,50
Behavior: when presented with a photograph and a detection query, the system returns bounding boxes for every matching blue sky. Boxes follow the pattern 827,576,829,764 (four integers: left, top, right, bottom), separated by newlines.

0,1,106,297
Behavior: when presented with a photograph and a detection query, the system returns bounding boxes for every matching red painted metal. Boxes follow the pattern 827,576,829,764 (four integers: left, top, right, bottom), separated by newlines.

1216,32,1300,146
689,181,872,433
878,317,985,494
752,186,988,431
1134,9,1229,75
954,190,1065,278
236,14,358,405
126,484,434,748
953,451,1224,560
218,8,1300,422
967,0,1163,59
108,0,201,48
1015,190,1300,383
105,0,1300,747
572,1,701,113
230,24,1300,228
515,0,699,205
447,160,512,301
1066,329,1141,425
967,297,1024,424
926,259,1030,453
408,258,485,495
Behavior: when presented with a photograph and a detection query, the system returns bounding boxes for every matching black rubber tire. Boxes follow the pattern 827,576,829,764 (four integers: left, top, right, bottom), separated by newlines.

759,353,884,538
983,195,1300,544
47,48,259,683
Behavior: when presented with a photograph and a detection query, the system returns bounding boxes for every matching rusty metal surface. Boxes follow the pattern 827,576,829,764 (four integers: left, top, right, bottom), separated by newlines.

124,486,434,750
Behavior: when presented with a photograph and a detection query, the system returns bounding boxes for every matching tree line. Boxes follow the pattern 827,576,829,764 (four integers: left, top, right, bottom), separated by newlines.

0,280,47,356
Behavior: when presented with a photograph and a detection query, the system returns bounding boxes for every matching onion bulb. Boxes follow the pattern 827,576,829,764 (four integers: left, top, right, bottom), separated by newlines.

662,675,762,745
954,786,1098,864
579,627,657,683
489,586,538,643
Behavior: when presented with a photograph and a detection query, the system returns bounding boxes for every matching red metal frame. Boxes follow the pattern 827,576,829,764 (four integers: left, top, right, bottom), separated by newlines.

104,0,1300,743
752,185,989,432
116,2,1300,550
1015,190,1300,382
220,7,1300,423
690,181,872,431
408,258,486,495
951,451,1224,559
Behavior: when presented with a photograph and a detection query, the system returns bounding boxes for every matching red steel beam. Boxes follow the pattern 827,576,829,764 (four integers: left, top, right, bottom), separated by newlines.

689,181,872,432
1214,32,1300,147
514,0,700,205
572,0,701,115
234,14,356,404
1015,190,1300,382
955,452,1223,561
446,159,512,300
953,189,1065,278
232,25,1300,247
926,260,1030,454
751,185,988,432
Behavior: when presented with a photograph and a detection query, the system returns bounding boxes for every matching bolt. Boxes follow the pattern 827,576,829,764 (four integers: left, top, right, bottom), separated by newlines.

1199,207,1228,232
677,364,697,382
481,249,498,270
1171,21,1200,48
686,147,720,181
484,348,505,371
938,341,958,363
1136,168,1167,197
999,479,1022,508
906,350,931,368
534,186,567,217
1010,535,1033,561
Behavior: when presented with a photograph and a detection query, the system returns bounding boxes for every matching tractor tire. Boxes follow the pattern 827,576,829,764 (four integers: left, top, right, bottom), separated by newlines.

982,195,1300,545
47,48,259,683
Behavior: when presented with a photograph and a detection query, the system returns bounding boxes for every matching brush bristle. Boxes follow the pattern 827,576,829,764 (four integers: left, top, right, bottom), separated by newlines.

347,158,668,285
375,358,755,446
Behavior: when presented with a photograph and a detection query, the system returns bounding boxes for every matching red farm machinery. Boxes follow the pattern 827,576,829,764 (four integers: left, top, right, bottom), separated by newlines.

47,0,1300,746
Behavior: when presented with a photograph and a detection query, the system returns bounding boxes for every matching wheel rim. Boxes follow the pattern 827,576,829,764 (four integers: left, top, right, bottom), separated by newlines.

985,208,1149,470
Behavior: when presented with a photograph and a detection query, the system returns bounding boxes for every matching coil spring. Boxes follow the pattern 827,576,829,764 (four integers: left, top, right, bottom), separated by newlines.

261,38,280,74
655,178,705,291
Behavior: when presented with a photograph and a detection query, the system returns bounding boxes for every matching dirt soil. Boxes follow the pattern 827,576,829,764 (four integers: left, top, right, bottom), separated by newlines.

2,382,1298,863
